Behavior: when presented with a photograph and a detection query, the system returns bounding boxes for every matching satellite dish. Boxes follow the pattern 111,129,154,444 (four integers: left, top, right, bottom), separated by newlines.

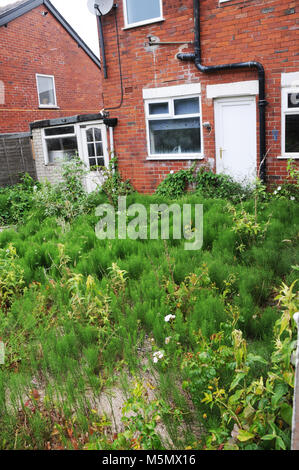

87,0,114,16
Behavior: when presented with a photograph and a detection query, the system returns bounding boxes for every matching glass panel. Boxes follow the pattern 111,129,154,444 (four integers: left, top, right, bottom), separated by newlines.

37,76,55,106
285,114,299,153
126,0,161,24
96,143,103,156
86,129,94,142
47,137,77,152
149,102,169,115
45,126,74,136
94,128,102,141
149,117,200,131
174,98,199,115
288,93,299,109
96,157,105,167
149,118,201,154
46,136,78,163
88,143,95,157
89,158,97,169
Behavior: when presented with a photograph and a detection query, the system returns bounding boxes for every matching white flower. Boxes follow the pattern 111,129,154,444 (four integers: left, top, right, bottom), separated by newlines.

170,170,174,174
165,337,171,345
273,190,277,195
153,350,164,363
277,186,281,191
164,314,176,322
290,196,295,201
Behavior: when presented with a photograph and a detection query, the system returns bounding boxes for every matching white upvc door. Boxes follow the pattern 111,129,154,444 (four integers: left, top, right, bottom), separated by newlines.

80,123,109,193
214,96,257,184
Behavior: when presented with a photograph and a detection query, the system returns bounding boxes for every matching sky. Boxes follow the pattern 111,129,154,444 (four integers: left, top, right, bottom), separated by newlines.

0,0,100,57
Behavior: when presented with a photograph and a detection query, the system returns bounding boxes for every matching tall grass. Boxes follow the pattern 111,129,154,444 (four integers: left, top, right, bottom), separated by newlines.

0,194,298,449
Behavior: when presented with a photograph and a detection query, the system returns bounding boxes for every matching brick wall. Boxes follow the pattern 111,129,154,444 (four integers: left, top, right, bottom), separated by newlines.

32,127,63,184
0,4,103,134
101,0,299,192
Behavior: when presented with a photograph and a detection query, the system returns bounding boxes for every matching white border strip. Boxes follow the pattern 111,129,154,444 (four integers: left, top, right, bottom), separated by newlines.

281,71,299,88
143,83,201,100
206,80,259,99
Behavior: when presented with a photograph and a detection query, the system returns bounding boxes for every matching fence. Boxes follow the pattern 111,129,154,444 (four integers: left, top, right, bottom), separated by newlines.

0,132,36,187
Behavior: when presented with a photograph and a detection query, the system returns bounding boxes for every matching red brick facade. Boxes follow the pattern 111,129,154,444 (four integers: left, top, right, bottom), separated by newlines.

0,4,103,134
101,0,298,192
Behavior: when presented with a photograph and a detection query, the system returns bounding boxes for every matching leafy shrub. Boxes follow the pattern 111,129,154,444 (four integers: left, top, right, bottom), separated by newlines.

0,174,38,225
195,168,252,202
271,160,299,201
0,244,24,310
100,157,133,207
227,203,269,253
33,156,88,221
155,167,195,199
179,281,298,450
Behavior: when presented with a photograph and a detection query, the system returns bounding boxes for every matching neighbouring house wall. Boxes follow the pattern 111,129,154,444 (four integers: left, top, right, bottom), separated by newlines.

101,0,299,192
0,4,103,134
32,127,63,184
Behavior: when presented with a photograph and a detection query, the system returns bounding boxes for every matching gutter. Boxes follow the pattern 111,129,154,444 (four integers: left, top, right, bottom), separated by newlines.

177,0,267,182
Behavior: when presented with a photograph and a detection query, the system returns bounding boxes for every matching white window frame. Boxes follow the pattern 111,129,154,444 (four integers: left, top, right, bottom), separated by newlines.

36,74,58,108
280,86,299,159
122,0,164,29
144,92,204,160
42,124,78,165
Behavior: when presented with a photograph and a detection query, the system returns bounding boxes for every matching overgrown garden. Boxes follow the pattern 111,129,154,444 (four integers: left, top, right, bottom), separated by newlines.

0,159,298,450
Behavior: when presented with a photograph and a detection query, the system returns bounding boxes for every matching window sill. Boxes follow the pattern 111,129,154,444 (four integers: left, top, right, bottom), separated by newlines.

123,17,165,30
39,106,60,110
146,154,204,161
277,155,299,159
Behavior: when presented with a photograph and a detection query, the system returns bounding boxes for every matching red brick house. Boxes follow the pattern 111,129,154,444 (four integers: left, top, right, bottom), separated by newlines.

0,0,103,134
97,0,298,192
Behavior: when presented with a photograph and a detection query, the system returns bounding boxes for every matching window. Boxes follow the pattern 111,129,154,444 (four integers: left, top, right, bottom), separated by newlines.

145,95,203,159
43,125,78,164
123,0,163,28
86,127,105,170
282,87,299,158
36,74,57,107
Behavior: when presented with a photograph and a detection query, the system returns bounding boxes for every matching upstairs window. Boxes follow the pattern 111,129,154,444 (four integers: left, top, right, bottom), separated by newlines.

282,87,299,157
123,0,163,28
36,74,57,108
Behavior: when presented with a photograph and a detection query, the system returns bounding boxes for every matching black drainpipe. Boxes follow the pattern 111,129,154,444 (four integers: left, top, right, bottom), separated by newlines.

177,0,267,182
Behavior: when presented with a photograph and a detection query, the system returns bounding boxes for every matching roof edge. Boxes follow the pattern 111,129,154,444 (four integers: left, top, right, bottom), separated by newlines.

0,0,101,70
30,113,105,130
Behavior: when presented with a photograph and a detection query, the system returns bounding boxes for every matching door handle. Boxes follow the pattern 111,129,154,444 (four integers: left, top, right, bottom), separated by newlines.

220,147,225,159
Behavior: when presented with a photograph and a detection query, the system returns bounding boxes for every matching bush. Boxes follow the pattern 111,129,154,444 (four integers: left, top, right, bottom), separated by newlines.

155,167,195,199
100,157,133,207
33,156,88,221
195,168,251,202
0,174,38,225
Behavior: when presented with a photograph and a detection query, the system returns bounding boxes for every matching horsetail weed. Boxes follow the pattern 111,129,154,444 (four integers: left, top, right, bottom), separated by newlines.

0,194,298,449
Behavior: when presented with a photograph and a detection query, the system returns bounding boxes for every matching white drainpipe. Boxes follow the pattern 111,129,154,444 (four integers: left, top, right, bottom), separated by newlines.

109,126,114,157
